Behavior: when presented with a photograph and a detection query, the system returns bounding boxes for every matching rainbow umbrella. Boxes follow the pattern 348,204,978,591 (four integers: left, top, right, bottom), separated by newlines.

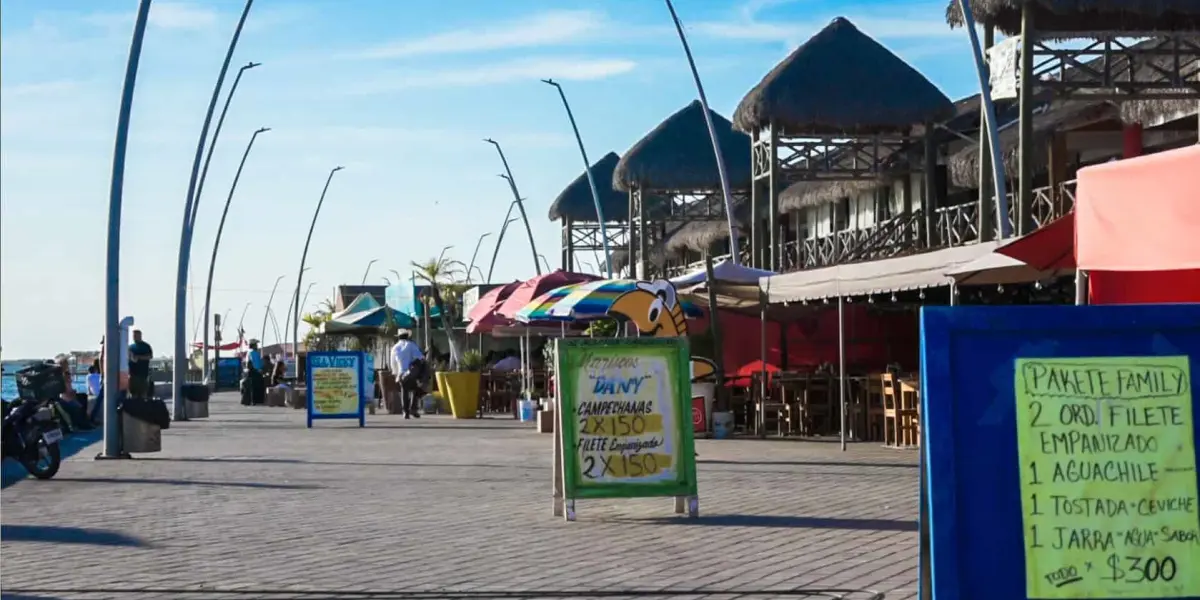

542,279,703,321
512,285,580,323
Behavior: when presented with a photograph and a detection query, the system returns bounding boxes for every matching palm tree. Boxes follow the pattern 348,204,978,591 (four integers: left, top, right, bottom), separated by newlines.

411,256,466,369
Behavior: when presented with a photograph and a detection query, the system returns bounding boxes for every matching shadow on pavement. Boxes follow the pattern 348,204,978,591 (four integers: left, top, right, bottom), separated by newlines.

628,514,919,531
54,477,320,490
701,459,917,470
2,594,68,600
142,457,542,471
0,524,148,547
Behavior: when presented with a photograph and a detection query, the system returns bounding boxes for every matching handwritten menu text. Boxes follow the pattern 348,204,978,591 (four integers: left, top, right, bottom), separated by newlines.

572,351,677,484
310,354,360,416
1015,356,1200,598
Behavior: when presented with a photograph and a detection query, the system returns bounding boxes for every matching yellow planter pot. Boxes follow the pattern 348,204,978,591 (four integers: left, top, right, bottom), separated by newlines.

436,371,480,419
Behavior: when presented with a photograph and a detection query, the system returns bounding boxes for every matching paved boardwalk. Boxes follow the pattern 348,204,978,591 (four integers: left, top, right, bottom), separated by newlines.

1,393,919,600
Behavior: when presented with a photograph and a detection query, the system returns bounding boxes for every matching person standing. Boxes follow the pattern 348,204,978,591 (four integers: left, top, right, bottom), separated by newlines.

389,330,425,419
245,340,265,405
128,329,153,399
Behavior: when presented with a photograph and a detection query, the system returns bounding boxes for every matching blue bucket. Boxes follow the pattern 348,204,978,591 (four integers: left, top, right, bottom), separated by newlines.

518,399,536,422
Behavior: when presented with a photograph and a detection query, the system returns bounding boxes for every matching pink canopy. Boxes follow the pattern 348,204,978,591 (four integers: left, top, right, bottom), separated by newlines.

494,270,600,320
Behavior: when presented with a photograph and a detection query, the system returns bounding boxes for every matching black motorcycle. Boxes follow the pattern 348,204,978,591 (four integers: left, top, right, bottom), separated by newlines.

1,362,65,479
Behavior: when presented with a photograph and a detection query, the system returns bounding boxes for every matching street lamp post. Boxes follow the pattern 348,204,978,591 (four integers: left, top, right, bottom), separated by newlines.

201,126,269,382
261,274,285,344
486,215,522,283
172,0,256,422
301,282,318,316
100,0,152,459
483,139,541,276
237,302,251,333
466,233,491,283
282,267,311,346
293,167,344,366
537,254,552,273
189,61,261,232
361,258,378,285
541,79,612,278
438,245,454,264
663,0,740,265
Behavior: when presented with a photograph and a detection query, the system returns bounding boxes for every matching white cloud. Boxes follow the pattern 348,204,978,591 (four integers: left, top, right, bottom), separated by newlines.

149,2,220,30
354,10,607,60
345,57,637,94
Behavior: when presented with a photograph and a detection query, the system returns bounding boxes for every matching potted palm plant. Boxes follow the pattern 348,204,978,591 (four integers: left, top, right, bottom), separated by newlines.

413,256,481,419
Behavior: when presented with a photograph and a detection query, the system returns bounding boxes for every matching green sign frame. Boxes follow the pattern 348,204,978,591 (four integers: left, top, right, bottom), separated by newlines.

555,337,698,502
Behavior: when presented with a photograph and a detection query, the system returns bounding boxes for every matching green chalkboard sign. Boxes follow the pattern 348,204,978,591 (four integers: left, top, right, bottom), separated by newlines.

553,337,699,520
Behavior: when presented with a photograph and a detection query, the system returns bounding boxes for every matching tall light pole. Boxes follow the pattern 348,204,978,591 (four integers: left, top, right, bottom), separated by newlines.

189,61,261,232
537,254,553,273
301,282,318,316
172,0,255,422
361,258,378,285
486,215,522,283
282,266,311,347
261,274,285,344
201,126,269,382
438,245,454,264
663,0,740,265
541,79,612,278
293,166,344,365
483,139,541,276
237,302,252,333
100,0,152,459
466,233,491,283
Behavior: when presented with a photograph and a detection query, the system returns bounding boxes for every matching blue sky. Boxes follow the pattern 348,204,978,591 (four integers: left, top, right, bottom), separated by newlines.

0,0,981,358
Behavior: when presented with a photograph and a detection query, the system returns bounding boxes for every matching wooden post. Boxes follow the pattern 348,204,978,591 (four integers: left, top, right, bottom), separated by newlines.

563,218,574,272
1048,132,1068,217
749,129,761,269
768,127,780,271
1017,1,1036,235
636,187,648,279
924,127,937,248
978,24,996,242
627,189,636,278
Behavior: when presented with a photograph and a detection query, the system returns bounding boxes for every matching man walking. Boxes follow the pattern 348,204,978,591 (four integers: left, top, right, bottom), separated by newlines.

128,329,153,399
389,330,425,419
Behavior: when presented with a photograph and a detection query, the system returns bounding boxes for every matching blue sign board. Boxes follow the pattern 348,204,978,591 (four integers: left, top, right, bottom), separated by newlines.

305,351,366,428
920,304,1200,600
214,356,242,389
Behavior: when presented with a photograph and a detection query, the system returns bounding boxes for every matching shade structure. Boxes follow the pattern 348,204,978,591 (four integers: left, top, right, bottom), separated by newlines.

512,285,582,323
670,259,777,287
945,250,1068,286
464,280,523,334
494,270,601,320
1075,145,1200,272
540,279,704,322
995,214,1075,271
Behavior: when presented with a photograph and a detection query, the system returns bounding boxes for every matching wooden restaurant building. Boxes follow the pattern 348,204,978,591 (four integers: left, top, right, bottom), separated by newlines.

546,2,1199,443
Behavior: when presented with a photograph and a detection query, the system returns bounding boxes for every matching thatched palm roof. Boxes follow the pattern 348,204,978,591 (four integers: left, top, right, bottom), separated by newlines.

613,100,752,192
945,0,1200,36
732,17,955,136
547,152,628,222
779,179,884,213
661,200,751,253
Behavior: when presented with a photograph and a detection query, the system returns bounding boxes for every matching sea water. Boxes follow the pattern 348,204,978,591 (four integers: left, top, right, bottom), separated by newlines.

1,364,88,401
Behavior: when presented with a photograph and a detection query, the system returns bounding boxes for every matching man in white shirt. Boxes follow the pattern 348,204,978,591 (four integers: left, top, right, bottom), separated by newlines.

390,330,426,418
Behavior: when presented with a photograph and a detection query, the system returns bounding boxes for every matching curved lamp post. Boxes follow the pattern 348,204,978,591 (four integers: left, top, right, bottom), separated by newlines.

537,254,553,274
541,79,612,278
438,245,454,264
201,126,269,381
483,139,541,276
172,0,255,422
189,61,261,232
301,282,318,316
293,167,344,364
101,0,153,459
237,302,252,332
486,214,522,283
361,258,378,285
282,266,311,346
466,233,491,284
261,274,285,344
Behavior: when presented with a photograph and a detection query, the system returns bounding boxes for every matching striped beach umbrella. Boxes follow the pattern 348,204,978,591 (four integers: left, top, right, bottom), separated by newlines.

511,285,580,323
544,279,704,321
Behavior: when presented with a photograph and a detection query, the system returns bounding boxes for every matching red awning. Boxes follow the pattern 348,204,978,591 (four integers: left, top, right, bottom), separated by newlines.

996,214,1076,271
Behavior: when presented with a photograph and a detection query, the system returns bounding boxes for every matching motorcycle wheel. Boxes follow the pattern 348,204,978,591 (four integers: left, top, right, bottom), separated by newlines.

20,439,61,480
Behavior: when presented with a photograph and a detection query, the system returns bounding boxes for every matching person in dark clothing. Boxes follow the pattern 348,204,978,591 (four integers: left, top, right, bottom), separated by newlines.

128,329,153,399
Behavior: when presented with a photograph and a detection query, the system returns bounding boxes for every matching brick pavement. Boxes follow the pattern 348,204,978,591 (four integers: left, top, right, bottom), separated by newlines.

0,392,919,600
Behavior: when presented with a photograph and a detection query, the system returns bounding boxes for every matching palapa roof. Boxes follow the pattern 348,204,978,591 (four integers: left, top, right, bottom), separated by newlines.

945,0,1200,36
779,180,885,213
732,17,955,136
547,152,628,223
661,199,752,253
612,100,752,192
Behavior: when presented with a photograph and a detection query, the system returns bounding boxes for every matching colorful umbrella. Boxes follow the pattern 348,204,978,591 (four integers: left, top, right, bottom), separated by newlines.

466,280,522,323
495,270,600,319
514,279,703,323
511,285,581,323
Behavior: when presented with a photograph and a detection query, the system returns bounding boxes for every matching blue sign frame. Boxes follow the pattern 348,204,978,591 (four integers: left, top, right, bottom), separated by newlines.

920,304,1200,600
305,351,366,428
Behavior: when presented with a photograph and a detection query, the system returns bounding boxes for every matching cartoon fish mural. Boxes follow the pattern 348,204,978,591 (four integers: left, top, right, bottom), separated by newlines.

606,280,717,382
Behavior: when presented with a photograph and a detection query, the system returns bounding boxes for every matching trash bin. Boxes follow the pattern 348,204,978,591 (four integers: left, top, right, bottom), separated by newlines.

120,396,170,454
182,383,209,418
122,413,162,453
